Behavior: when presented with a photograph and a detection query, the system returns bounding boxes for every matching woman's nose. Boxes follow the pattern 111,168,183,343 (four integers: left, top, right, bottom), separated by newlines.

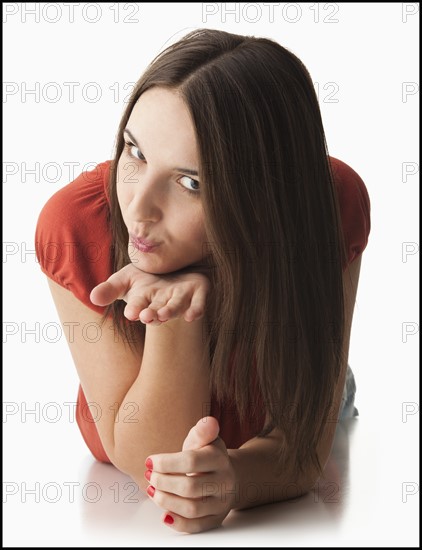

125,172,163,222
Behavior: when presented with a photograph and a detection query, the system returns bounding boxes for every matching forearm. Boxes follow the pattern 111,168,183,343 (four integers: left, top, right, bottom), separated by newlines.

113,316,211,489
228,434,316,511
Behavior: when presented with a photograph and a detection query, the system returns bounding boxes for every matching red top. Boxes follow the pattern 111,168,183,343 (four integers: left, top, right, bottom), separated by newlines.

35,157,371,463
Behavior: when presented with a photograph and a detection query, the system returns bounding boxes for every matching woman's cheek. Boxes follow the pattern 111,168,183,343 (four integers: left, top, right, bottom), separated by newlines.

191,220,208,256
116,172,128,210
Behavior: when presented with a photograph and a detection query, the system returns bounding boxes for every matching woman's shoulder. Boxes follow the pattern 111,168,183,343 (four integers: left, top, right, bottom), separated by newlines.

329,155,368,188
328,156,371,210
42,160,112,207
34,160,114,314
328,155,372,267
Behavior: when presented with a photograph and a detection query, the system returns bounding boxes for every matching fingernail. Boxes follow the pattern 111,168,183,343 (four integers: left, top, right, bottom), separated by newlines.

145,457,153,469
144,469,152,482
147,485,155,498
164,514,174,525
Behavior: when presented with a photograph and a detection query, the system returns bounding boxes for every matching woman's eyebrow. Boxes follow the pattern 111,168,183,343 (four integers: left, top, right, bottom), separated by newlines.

123,127,199,177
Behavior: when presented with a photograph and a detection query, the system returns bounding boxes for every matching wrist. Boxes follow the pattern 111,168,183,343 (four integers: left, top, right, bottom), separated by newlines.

227,448,242,511
145,313,207,332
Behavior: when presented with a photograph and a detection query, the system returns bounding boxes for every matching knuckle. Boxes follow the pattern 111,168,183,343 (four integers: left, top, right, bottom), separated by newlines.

202,482,218,500
172,288,188,300
186,451,199,472
183,478,199,499
184,501,200,519
154,490,164,507
196,482,207,500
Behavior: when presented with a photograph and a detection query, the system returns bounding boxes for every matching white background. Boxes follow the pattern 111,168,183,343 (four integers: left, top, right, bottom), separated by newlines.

3,2,419,546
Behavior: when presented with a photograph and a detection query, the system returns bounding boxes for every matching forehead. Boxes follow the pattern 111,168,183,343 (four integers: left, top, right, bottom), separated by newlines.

128,88,199,159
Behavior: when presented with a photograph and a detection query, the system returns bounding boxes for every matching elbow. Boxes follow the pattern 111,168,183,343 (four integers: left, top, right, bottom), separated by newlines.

112,431,189,492
112,449,151,493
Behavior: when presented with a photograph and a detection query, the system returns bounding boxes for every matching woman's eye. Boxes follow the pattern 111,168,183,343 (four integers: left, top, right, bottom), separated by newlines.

124,141,144,161
129,145,144,161
179,175,200,195
123,140,200,196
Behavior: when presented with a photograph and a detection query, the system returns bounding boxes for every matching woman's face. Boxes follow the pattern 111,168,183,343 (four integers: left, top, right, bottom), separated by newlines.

117,86,207,275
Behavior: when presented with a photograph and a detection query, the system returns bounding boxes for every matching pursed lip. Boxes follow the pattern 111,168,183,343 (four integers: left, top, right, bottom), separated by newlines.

129,233,160,248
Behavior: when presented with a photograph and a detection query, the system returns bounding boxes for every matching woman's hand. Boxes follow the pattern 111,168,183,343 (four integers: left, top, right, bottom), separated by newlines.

89,263,211,325
144,417,238,534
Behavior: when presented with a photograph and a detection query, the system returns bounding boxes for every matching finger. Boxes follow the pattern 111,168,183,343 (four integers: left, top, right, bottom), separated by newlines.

146,446,219,475
182,416,220,451
123,296,151,321
146,486,222,520
90,271,130,306
156,289,192,321
160,509,225,534
147,470,215,499
140,296,170,324
184,285,208,322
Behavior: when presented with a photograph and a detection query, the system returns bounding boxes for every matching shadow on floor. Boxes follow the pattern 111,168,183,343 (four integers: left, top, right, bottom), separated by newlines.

77,417,359,534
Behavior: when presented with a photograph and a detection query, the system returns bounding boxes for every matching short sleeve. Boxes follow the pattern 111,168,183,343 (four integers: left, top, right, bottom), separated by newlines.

329,157,371,268
34,161,114,316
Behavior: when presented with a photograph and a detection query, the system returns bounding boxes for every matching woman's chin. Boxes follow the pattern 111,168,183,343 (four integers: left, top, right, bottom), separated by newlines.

128,258,173,276
128,248,195,276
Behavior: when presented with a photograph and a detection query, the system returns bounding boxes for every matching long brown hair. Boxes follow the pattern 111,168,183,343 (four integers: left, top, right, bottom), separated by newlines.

101,28,348,481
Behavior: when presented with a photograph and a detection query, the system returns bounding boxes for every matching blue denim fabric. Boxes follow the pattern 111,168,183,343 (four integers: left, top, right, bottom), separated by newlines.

339,364,359,421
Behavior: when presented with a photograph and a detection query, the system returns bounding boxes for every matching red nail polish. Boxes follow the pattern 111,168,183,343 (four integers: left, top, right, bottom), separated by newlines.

145,457,153,469
144,469,152,482
164,514,174,525
147,485,155,498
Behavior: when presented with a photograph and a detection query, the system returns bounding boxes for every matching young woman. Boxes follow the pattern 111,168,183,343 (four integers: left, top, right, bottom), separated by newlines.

35,28,371,533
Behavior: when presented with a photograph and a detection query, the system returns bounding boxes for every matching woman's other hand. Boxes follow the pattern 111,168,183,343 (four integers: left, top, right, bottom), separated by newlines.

89,263,211,325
